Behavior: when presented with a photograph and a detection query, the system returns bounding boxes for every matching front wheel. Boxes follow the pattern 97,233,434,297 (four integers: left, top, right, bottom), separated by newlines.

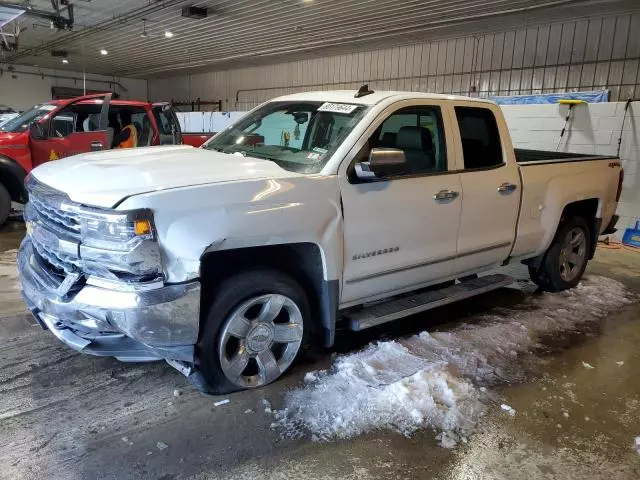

198,269,309,394
0,183,10,227
528,216,591,292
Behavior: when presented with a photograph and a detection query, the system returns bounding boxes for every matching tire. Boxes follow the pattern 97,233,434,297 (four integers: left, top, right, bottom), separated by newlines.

198,269,310,394
528,216,591,292
527,265,544,286
0,182,10,227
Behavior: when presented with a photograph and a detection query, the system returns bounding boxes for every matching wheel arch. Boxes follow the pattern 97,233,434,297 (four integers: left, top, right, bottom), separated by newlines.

525,198,600,269
199,243,339,348
0,155,28,203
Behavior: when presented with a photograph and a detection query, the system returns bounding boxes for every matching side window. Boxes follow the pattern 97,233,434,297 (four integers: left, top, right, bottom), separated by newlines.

50,104,103,137
131,109,152,146
82,113,102,132
153,108,172,134
371,106,447,174
50,108,76,138
153,106,181,144
455,107,503,169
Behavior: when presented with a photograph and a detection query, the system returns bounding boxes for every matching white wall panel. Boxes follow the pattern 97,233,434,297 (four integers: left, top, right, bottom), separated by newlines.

599,17,617,61
0,66,147,110
503,101,640,238
149,12,640,110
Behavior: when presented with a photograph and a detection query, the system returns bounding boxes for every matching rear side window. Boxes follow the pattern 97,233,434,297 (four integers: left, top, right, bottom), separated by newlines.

153,106,182,145
153,106,179,135
455,107,503,169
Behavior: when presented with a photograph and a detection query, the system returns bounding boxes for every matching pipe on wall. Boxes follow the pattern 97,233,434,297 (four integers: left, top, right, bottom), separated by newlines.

0,66,128,92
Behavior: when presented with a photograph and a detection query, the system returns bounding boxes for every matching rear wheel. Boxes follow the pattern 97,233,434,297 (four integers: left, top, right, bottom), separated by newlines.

0,183,10,227
198,269,309,394
528,216,590,292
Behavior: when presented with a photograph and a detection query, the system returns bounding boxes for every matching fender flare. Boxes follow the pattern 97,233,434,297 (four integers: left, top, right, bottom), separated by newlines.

199,242,340,347
0,155,28,203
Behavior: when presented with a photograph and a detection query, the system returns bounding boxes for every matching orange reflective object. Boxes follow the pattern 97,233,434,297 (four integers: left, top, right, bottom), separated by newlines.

134,219,152,236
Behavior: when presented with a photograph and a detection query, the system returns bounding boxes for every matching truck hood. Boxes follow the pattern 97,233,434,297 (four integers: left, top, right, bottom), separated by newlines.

31,145,300,208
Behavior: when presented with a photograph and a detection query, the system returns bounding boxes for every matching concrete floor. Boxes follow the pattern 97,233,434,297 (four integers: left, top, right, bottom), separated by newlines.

1,220,639,480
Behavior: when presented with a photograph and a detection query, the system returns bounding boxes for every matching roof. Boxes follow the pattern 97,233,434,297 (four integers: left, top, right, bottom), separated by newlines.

50,99,152,107
271,90,497,106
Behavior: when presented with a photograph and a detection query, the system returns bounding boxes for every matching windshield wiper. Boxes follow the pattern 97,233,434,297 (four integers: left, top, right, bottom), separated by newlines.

244,151,279,161
206,144,286,165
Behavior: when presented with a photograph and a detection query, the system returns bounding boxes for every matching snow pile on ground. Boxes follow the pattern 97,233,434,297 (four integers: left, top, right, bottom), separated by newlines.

276,341,483,446
272,276,636,446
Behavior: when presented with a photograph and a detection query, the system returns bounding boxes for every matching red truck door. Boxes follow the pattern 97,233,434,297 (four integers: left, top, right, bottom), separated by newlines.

29,93,112,167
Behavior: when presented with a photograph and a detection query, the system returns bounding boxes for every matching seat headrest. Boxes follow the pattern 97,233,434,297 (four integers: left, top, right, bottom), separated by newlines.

380,131,397,147
397,126,433,151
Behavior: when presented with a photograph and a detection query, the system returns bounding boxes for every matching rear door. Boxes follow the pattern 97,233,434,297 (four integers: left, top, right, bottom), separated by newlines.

452,103,521,275
29,94,111,166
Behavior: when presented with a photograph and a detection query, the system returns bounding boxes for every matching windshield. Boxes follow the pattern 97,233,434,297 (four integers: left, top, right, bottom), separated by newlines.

0,104,57,133
203,100,369,174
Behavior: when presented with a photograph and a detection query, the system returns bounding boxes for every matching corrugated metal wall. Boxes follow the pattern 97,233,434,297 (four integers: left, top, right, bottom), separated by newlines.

149,12,640,110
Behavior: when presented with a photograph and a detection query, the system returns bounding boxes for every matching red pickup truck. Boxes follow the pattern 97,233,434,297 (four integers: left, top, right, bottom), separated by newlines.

0,93,212,225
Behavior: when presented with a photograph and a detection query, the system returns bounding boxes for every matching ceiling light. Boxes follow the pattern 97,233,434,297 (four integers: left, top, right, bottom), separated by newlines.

62,58,69,64
100,49,108,55
164,30,174,38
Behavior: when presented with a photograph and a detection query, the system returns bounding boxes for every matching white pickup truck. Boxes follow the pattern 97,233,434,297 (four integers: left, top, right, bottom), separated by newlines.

18,87,623,393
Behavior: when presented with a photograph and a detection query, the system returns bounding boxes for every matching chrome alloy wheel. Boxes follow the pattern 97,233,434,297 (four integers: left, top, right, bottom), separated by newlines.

218,294,304,388
559,227,587,282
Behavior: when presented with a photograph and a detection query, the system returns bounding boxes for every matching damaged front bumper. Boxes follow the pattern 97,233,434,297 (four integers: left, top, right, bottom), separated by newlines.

18,238,201,364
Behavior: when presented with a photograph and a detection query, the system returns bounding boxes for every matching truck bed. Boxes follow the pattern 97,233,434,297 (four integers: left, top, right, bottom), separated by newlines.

514,148,617,164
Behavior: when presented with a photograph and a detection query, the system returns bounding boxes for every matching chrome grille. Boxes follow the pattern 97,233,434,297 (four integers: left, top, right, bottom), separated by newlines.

31,234,81,275
29,194,80,239
26,177,82,282
27,179,81,242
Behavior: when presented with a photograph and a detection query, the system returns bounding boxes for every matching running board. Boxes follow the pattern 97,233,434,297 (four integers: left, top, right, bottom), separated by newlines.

346,274,514,331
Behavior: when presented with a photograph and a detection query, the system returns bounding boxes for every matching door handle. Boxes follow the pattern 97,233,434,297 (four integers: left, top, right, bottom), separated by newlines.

434,189,460,201
90,141,103,151
497,183,517,194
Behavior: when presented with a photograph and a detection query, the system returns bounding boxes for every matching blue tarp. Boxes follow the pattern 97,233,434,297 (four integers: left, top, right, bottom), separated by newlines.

489,90,609,105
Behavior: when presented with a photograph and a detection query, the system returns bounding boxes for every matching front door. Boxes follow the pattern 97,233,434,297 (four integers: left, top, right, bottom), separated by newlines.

339,101,462,305
30,93,111,167
453,104,521,274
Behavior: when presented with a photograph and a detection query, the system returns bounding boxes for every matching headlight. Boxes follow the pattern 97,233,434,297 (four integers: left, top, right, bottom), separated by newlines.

80,209,154,251
78,209,162,280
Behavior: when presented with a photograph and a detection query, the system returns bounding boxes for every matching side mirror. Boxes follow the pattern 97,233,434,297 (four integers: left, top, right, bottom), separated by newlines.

355,148,408,180
29,122,45,140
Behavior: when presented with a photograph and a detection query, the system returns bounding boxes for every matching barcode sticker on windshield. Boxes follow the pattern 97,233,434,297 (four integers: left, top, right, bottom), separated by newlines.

317,103,359,114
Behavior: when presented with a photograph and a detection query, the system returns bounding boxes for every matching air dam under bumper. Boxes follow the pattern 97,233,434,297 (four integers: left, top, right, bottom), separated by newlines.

18,238,201,363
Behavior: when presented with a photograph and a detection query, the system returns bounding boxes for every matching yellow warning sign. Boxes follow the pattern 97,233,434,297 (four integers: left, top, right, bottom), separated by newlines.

49,149,58,161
